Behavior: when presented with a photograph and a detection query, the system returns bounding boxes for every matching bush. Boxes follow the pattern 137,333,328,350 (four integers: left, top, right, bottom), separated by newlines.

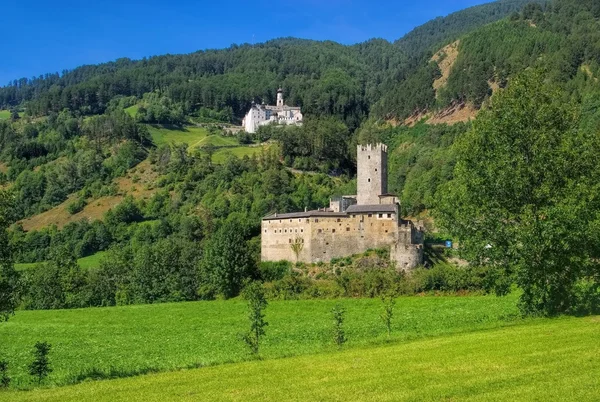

258,261,291,282
66,197,87,215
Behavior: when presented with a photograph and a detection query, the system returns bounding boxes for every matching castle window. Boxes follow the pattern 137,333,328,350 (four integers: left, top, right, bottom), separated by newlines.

375,168,378,172
318,229,322,234
315,219,319,223
298,219,301,222
295,229,298,233
264,230,267,233
332,229,336,233
285,229,287,233
368,178,371,183
368,155,371,160
388,214,392,218
368,214,373,218
289,239,292,243
346,227,350,232
289,219,292,223
378,214,383,218
301,229,304,233
336,218,341,222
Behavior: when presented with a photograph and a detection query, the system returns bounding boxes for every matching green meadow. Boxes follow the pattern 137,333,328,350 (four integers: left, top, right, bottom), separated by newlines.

0,110,10,120
146,124,269,163
0,295,523,389
147,125,212,147
14,251,107,271
124,104,140,117
3,316,598,401
212,145,270,163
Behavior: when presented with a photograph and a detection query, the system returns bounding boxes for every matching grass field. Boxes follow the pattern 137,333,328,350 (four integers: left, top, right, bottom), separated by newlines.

124,104,139,117
3,316,598,401
0,110,10,120
212,145,270,163
147,125,211,147
14,251,107,271
0,295,523,389
146,124,269,163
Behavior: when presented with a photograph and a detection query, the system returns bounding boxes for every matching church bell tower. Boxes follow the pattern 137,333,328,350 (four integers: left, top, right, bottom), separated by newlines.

276,88,284,108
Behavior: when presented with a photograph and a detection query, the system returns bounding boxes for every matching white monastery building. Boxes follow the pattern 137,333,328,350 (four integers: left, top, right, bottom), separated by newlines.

242,88,303,133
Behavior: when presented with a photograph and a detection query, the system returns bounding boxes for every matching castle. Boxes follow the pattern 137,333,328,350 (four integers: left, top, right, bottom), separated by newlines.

261,144,425,270
242,88,303,133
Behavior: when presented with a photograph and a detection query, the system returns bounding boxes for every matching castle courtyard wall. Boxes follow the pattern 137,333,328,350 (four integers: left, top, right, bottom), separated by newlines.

262,212,402,264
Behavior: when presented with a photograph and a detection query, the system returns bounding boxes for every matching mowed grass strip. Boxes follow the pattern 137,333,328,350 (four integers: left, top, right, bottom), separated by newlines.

14,251,107,271
4,317,598,402
212,145,269,163
0,296,521,388
147,125,210,147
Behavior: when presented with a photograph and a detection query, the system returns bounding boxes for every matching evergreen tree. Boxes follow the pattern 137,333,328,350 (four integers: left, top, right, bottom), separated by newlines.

29,342,52,384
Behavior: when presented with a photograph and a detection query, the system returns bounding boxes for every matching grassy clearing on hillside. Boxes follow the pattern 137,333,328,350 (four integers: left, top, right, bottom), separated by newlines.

4,316,598,402
14,251,107,271
0,110,10,119
0,295,521,389
124,104,139,117
212,145,270,163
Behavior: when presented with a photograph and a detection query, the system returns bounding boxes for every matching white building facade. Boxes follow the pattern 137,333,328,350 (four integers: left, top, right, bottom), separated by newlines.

242,88,303,133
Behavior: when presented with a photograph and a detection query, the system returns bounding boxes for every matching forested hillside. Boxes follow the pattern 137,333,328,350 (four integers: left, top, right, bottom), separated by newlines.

0,0,599,315
0,0,535,128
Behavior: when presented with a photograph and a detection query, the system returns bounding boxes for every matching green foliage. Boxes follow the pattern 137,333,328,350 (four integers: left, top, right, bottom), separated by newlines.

380,295,395,338
200,219,254,299
331,304,346,347
258,261,291,282
242,282,268,355
66,196,87,215
136,93,185,126
28,342,52,384
436,70,600,316
0,359,9,388
0,190,18,322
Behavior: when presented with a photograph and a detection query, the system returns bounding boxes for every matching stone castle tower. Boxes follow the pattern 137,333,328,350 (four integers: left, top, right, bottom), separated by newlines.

357,144,388,205
276,88,284,108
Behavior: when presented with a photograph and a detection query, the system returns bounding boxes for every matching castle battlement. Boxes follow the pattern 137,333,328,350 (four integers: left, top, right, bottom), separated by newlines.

358,143,387,153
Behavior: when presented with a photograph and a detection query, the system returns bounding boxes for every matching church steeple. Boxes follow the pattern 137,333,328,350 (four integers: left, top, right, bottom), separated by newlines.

276,88,283,108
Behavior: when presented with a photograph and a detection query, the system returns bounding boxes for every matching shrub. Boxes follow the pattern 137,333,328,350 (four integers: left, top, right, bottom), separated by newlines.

0,359,10,388
242,282,268,355
380,295,395,338
66,197,87,215
258,261,291,282
29,341,52,384
332,304,346,348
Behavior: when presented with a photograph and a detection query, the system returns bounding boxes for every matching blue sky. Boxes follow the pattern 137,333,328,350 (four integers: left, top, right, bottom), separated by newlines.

1,0,493,85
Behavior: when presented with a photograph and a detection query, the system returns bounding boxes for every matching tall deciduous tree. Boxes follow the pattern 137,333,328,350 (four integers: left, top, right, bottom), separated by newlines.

200,219,254,298
436,70,600,316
